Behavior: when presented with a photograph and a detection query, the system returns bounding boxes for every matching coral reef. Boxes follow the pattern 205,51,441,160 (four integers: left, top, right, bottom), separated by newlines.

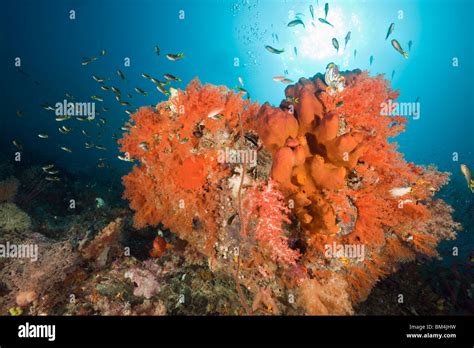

0,238,79,311
118,70,460,315
119,79,260,256
0,177,19,202
253,70,460,311
0,203,32,234
80,218,123,269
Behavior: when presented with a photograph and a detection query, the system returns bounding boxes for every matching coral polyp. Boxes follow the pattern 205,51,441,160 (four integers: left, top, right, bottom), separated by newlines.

119,70,460,314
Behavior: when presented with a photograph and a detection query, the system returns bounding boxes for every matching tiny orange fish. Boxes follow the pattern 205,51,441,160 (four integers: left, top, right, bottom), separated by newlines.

149,236,173,257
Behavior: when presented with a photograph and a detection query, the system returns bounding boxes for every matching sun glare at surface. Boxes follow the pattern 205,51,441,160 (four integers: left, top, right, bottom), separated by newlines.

297,6,362,62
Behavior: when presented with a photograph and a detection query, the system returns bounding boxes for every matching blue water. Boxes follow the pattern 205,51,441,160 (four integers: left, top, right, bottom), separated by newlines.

1,0,473,257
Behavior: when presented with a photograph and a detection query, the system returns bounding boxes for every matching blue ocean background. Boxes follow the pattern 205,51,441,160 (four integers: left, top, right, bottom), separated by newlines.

1,0,472,267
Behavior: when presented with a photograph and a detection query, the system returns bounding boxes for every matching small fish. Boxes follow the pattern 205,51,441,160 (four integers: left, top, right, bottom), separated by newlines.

91,95,103,102
42,164,55,171
332,38,339,52
370,55,374,65
38,133,49,139
100,85,110,91
324,2,329,19
55,115,71,122
127,93,133,99
101,106,109,112
208,113,224,121
59,126,72,134
81,130,89,136
281,78,294,84
115,95,121,102
389,186,412,198
344,31,351,49
99,117,107,125
95,145,107,151
155,46,160,55
18,69,30,77
41,103,55,111
120,101,132,107
81,57,98,66
354,49,357,59
85,142,94,149
45,176,61,182
156,84,170,96
208,107,224,120
117,69,126,80
12,140,22,150
460,164,474,193
294,47,298,56
272,75,285,81
164,73,181,82
111,86,121,95
286,96,299,104
238,76,244,87
318,18,334,27
100,49,107,56
385,23,395,40
408,40,413,52
288,18,305,28
92,75,105,83
166,53,185,61
236,86,249,94
309,4,314,20
139,142,149,152
391,39,409,58
150,77,161,85
142,73,151,80
125,109,133,115
265,45,285,54
60,146,72,153
391,70,396,80
118,155,133,162
45,169,59,175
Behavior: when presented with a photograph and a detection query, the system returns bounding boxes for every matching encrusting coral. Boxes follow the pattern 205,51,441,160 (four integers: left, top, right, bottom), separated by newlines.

119,69,460,315
80,218,123,269
0,177,19,202
0,202,32,234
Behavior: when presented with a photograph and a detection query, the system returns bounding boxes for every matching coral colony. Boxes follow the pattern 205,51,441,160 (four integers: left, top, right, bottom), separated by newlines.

117,68,459,314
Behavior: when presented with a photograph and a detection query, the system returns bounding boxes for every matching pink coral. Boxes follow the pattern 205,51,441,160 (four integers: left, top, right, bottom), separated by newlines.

243,179,299,266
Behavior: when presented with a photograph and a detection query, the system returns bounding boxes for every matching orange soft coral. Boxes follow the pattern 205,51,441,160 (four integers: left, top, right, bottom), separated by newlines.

119,79,259,256
254,69,460,312
120,71,460,315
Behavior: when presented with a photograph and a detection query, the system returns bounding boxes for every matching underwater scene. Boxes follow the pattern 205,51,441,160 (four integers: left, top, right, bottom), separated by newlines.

0,0,473,317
